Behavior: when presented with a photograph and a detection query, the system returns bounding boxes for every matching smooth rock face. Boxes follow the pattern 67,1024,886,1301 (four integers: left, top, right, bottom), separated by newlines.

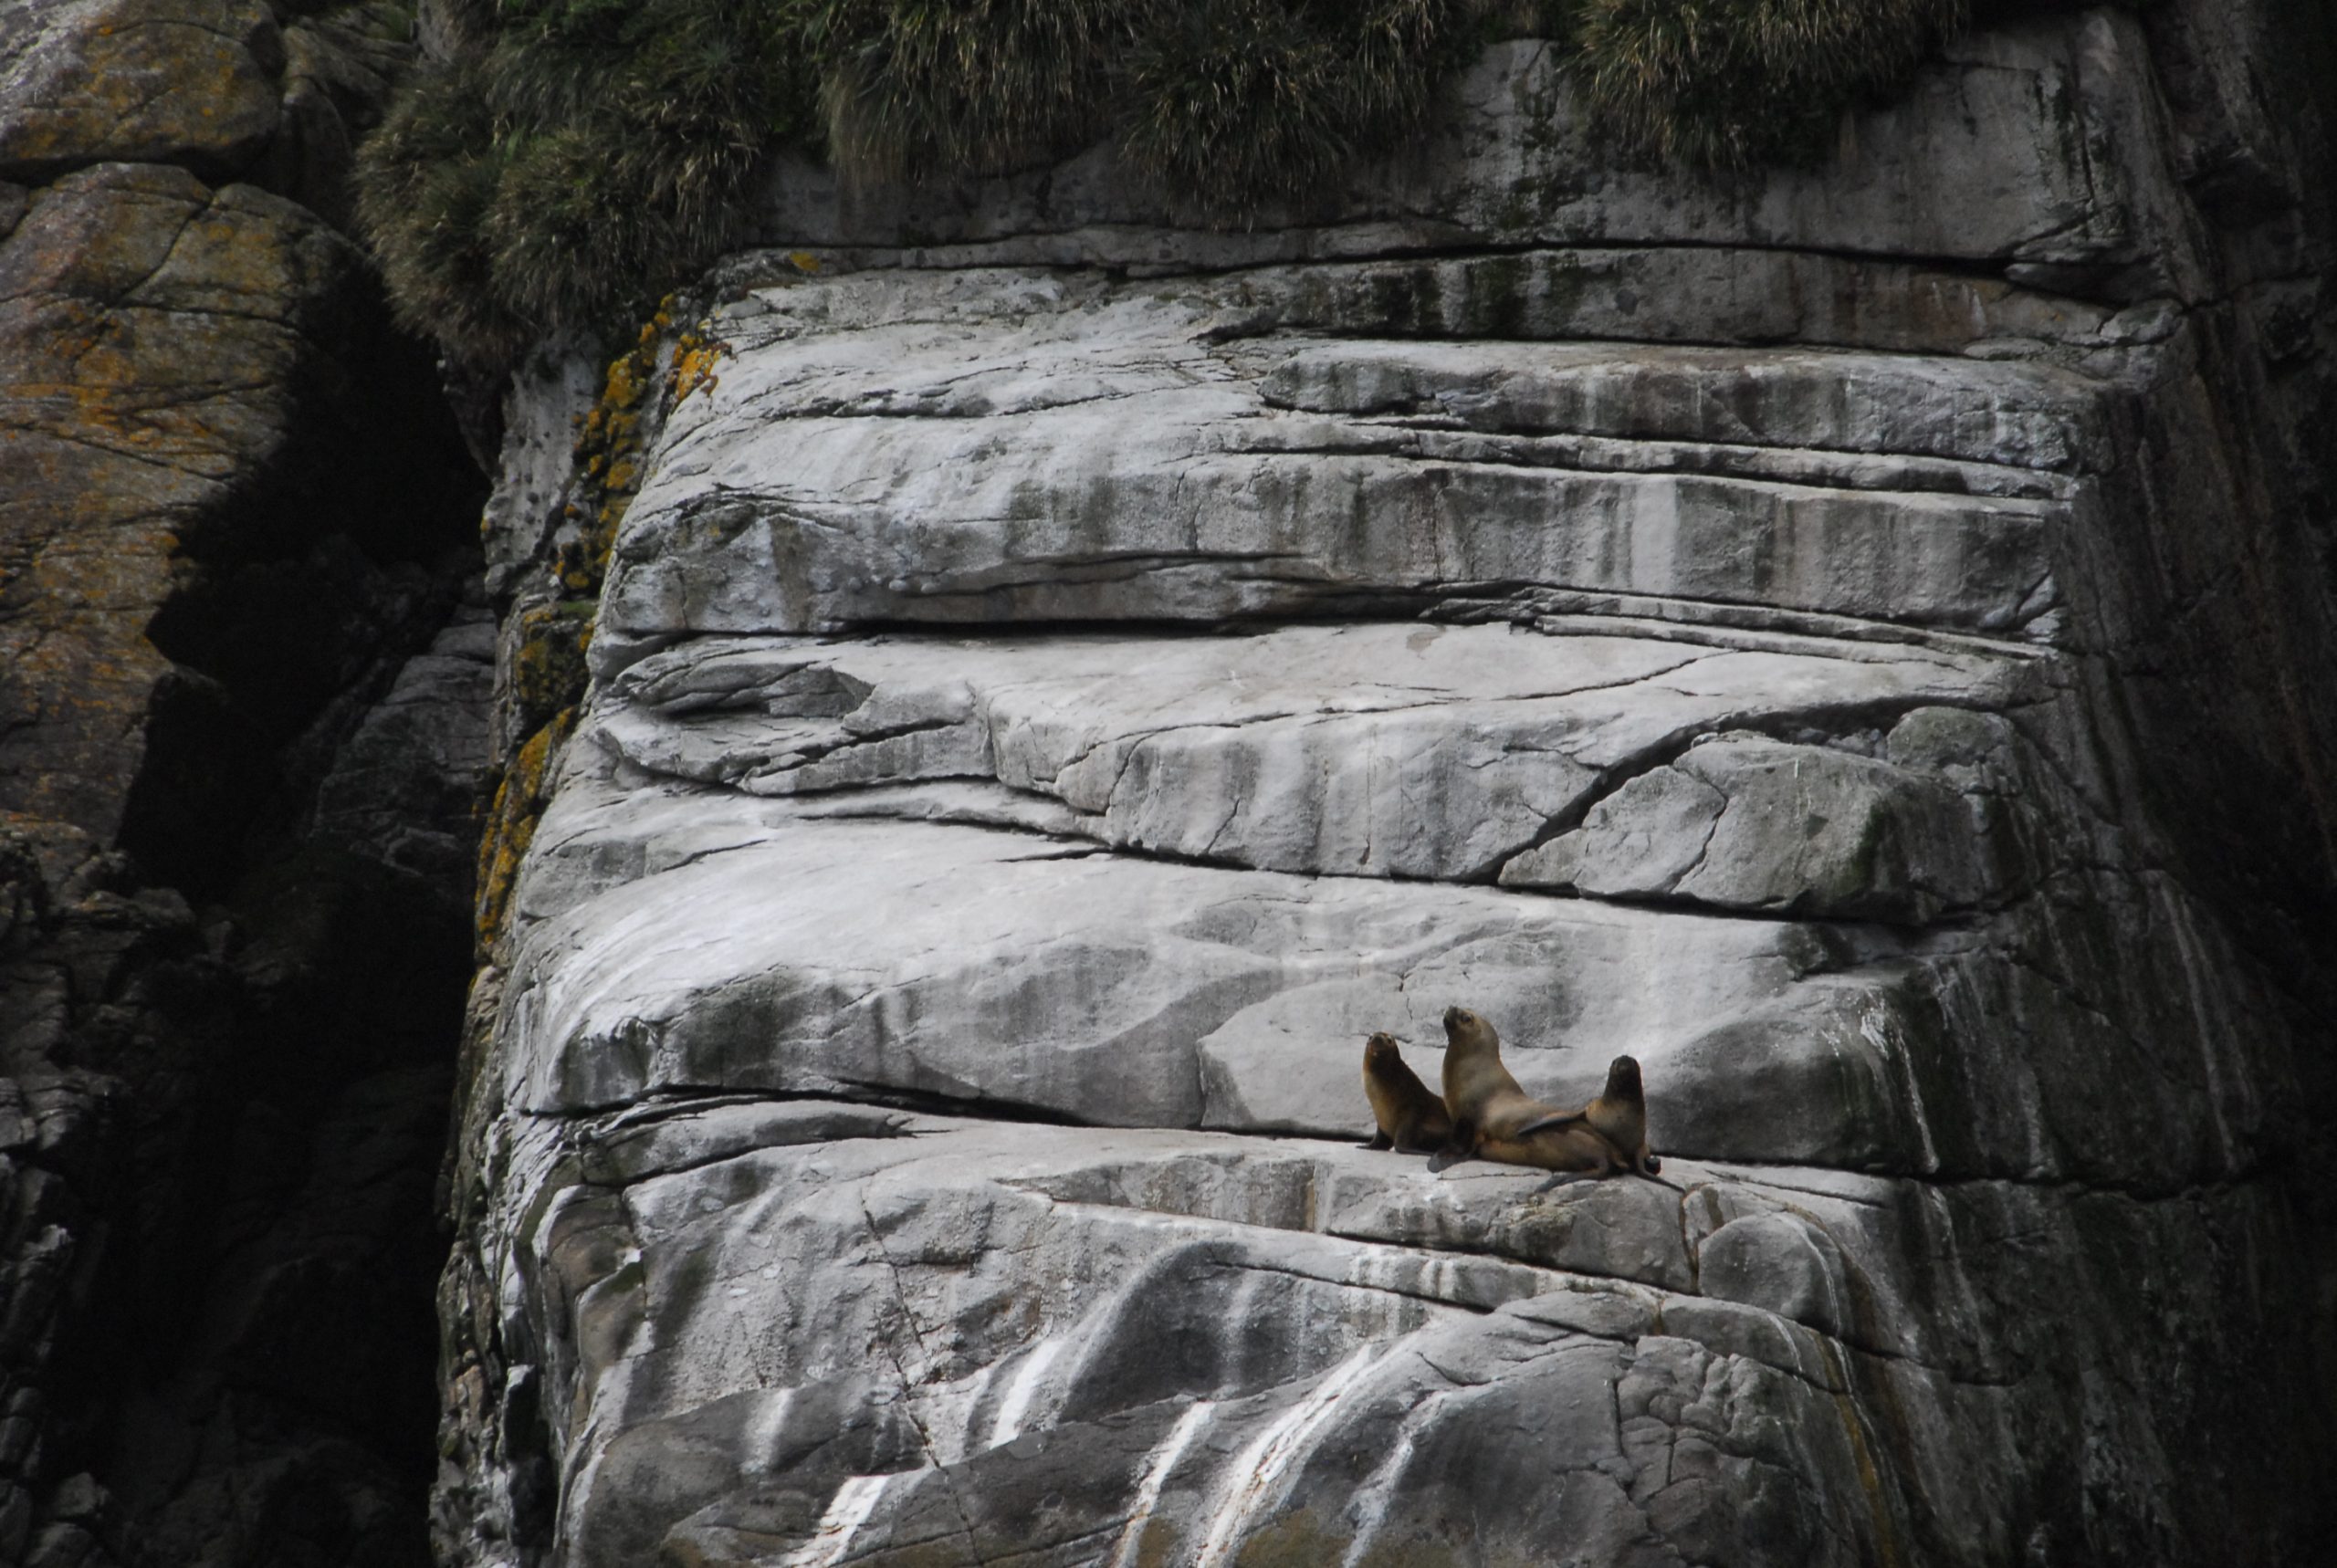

603,306,2075,639
1502,728,1999,924
442,7,2337,1568
588,626,2028,883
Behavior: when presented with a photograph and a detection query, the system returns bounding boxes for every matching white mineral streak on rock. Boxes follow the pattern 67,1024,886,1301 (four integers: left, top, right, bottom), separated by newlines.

1106,1399,1218,1568
1861,999,1940,1175
782,1474,895,1568
1338,1388,1447,1568
986,1336,1066,1450
1192,1345,1389,1568
938,1365,992,1466
744,1386,797,1474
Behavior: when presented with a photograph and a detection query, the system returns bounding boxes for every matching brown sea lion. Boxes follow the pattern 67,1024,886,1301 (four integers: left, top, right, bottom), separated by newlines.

1361,1032,1451,1154
1513,1054,1664,1177
1433,1008,1667,1182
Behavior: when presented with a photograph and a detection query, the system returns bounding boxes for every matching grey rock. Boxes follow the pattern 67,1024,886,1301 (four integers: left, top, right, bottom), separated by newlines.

0,8,478,1559
752,21,2203,300
436,5,2337,1567
1505,768,1728,899
454,1107,2308,1568
590,626,2025,884
0,1,283,183
1504,732,1995,924
311,605,496,888
600,293,2076,643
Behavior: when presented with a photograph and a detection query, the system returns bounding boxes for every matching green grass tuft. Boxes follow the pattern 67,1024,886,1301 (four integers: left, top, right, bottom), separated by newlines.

1119,0,1477,217
354,57,532,360
355,0,812,366
804,0,1128,182
356,0,1983,361
1568,0,1971,170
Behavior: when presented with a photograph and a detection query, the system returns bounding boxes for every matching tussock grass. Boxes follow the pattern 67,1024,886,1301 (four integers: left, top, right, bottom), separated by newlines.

355,58,529,359
358,0,1980,360
355,0,810,364
1568,0,1972,169
805,0,1127,181
1120,0,1472,216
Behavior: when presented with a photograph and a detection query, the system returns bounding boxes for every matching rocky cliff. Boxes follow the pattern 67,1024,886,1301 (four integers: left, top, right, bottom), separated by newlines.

432,6,2337,1568
3,2,2335,1567
1,4,487,1564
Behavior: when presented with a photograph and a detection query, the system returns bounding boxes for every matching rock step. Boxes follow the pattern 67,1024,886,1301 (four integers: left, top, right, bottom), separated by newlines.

1254,341,2101,476
604,317,2095,642
522,1103,2273,1568
589,622,2033,901
507,777,2247,1187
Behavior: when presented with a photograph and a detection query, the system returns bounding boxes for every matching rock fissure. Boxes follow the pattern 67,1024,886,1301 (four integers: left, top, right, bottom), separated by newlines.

854,1197,993,1568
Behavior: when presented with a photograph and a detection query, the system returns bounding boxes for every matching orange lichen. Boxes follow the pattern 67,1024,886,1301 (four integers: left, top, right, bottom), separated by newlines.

668,329,731,405
473,706,575,952
558,306,671,597
511,601,595,730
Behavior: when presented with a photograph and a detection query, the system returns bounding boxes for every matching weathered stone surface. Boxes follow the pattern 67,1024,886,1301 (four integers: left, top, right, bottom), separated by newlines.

0,10,481,1561
754,17,2207,299
0,162,349,842
464,1100,2308,1568
1502,726,1999,924
587,626,2028,883
438,5,2337,1567
0,1,284,183
312,605,497,887
603,293,2075,641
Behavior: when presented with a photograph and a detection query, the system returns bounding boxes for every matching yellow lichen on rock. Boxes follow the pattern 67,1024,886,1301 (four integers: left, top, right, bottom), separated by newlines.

510,601,594,735
556,298,703,598
473,706,574,953
669,329,730,405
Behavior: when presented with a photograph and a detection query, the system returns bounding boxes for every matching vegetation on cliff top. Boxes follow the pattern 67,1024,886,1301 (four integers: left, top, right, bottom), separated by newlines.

359,0,1983,364
1573,0,1970,170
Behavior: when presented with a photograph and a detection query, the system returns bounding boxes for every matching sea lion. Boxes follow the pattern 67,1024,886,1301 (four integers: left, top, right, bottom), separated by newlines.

1512,1054,1664,1177
1434,1008,1664,1180
1361,1032,1451,1154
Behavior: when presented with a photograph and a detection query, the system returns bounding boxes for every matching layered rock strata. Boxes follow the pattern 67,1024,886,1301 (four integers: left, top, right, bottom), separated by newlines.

437,7,2337,1568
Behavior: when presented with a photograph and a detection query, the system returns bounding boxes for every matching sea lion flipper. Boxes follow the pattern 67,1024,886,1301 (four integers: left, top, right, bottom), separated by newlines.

1510,1109,1589,1140
1362,1130,1393,1151
1428,1120,1478,1172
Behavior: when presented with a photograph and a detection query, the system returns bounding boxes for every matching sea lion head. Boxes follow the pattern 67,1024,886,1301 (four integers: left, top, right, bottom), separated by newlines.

1442,1007,1497,1053
1364,1031,1401,1068
1602,1055,1645,1105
